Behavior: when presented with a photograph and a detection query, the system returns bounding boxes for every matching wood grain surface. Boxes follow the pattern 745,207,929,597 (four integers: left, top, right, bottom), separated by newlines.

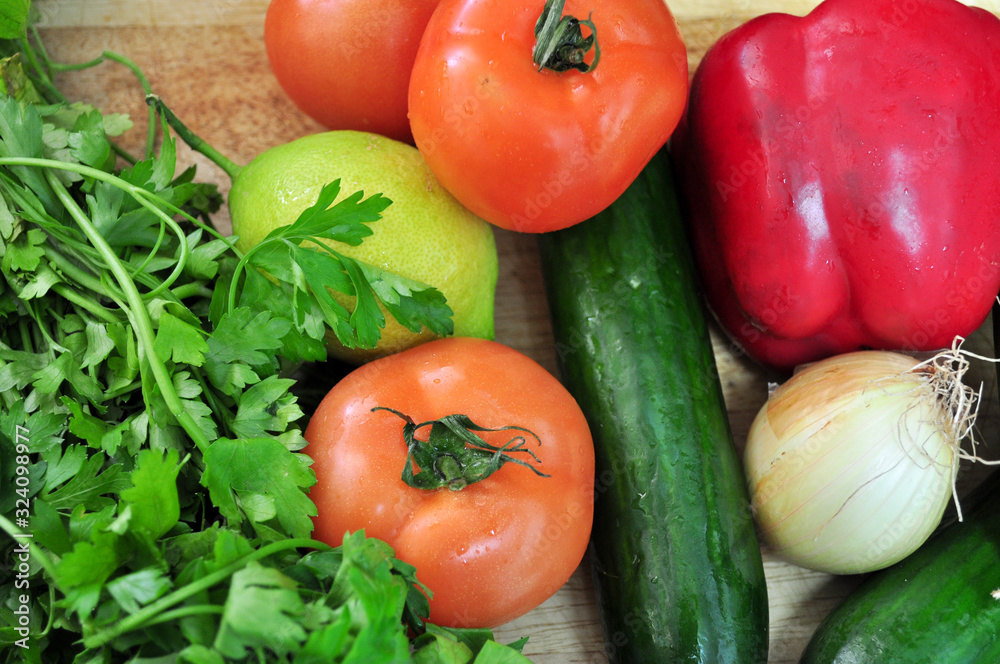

33,1,1000,662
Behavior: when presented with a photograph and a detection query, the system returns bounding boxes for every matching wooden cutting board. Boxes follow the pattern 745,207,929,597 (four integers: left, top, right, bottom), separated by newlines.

34,1,1000,661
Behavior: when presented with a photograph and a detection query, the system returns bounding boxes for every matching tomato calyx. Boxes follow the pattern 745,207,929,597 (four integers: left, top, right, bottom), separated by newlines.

373,407,551,491
532,0,601,74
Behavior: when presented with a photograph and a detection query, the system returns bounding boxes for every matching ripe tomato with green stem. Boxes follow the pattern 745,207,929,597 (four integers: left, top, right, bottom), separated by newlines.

264,0,439,143
303,337,596,628
408,0,689,232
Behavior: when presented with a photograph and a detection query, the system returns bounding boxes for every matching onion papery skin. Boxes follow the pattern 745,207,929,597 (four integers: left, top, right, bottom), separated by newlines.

744,351,956,575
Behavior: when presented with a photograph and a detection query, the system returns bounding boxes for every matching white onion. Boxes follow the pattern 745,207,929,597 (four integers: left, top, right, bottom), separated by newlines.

743,348,979,575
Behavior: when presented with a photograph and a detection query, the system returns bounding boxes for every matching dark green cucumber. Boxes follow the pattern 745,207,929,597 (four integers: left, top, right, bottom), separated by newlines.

799,467,1000,663
537,148,769,664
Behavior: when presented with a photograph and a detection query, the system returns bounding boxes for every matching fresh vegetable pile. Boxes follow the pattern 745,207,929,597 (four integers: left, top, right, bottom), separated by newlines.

0,7,530,663
6,0,1000,662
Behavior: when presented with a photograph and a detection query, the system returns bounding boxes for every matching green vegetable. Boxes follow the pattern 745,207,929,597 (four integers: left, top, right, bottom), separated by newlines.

798,467,1000,663
0,13,527,664
538,148,769,663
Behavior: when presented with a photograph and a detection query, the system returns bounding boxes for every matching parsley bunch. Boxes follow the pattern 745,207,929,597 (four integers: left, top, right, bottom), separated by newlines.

0,5,530,663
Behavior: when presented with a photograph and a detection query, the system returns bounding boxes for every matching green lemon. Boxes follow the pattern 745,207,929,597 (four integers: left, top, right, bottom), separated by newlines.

228,130,498,364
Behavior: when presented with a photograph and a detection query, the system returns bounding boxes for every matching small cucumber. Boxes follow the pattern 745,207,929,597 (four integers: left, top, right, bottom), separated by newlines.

537,149,769,664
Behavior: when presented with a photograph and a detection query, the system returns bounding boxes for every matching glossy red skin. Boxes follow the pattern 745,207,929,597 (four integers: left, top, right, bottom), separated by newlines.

303,337,595,628
264,0,439,143
408,0,688,233
674,0,1000,371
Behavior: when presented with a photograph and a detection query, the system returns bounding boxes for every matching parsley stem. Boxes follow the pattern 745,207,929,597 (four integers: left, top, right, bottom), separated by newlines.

171,281,214,301
104,379,142,400
97,51,158,160
23,30,142,164
0,155,238,248
50,283,120,325
43,244,117,301
0,156,194,298
142,604,225,626
138,224,190,301
21,301,66,356
82,537,329,649
40,584,56,638
29,39,158,161
129,215,169,280
18,318,34,354
16,35,65,103
43,169,213,454
147,94,244,181
226,243,264,314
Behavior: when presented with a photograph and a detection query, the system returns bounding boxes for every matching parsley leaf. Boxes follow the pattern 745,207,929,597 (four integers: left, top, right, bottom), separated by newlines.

154,310,209,367
201,437,317,539
214,562,307,658
231,375,302,439
120,448,181,539
106,567,174,615
43,452,130,511
239,179,454,350
204,307,289,395
0,0,28,41
259,180,388,246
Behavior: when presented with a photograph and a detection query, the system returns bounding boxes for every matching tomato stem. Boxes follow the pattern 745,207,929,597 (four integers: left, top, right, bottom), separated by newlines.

373,407,551,491
532,0,601,73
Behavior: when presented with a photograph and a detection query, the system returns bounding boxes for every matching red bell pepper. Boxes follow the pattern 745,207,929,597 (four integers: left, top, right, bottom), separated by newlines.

674,0,1000,370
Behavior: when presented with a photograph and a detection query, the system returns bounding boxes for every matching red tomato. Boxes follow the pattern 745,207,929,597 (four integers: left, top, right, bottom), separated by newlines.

303,337,595,628
264,0,439,143
407,0,689,232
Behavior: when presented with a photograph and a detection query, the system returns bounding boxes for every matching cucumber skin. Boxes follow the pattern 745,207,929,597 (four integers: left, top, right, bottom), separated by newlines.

799,468,1000,664
537,149,769,664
